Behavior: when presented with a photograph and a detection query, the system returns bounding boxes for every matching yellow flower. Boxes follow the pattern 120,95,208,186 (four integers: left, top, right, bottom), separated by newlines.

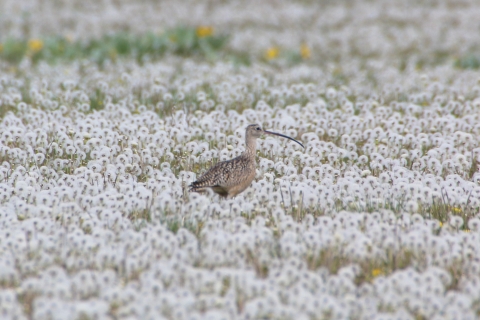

439,221,443,228
452,207,462,214
265,46,280,60
196,26,214,38
300,43,311,59
28,39,44,53
372,268,383,277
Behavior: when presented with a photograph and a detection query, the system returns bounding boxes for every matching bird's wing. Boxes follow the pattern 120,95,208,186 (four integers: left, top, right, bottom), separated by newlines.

190,157,251,189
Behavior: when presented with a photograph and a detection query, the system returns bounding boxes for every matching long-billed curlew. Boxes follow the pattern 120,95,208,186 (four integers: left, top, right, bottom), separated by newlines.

189,124,304,198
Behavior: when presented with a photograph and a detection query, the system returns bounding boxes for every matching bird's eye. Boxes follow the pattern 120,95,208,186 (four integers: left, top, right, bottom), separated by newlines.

256,127,261,131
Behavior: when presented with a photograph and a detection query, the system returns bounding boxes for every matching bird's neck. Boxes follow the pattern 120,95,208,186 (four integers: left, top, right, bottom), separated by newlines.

244,137,257,158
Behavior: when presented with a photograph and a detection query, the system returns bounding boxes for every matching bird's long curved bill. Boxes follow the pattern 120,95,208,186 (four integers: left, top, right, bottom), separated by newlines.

264,130,305,148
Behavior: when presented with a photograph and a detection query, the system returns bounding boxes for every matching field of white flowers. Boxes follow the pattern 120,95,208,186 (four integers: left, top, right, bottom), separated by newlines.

1,0,480,319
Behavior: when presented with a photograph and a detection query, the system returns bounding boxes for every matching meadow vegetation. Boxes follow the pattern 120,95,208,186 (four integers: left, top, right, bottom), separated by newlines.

1,0,480,319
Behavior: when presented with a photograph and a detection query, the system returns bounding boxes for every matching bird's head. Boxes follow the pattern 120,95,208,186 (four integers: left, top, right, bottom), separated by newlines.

245,124,304,148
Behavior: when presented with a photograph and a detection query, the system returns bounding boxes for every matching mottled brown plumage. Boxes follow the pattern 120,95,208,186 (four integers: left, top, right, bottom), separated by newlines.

189,124,304,198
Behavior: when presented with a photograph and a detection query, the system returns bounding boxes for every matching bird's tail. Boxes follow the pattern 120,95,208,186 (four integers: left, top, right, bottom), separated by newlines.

188,181,208,193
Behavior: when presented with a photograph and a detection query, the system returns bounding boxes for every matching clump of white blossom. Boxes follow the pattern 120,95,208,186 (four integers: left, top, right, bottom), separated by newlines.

1,0,480,319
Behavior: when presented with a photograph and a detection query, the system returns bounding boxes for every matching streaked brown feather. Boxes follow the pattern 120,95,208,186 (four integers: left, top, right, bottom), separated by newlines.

188,154,255,197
